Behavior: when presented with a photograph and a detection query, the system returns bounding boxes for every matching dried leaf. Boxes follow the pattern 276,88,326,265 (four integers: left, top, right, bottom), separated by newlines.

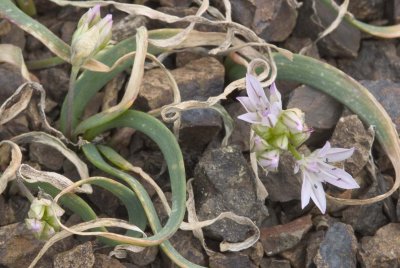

0,141,22,194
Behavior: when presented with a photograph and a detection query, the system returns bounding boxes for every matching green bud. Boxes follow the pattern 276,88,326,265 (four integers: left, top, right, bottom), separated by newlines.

271,135,288,150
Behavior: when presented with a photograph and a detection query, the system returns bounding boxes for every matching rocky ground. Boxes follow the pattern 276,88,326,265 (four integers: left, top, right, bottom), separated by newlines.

1,0,400,267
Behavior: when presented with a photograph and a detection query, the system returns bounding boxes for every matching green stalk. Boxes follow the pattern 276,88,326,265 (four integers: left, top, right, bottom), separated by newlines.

288,144,302,160
65,66,79,138
26,56,65,70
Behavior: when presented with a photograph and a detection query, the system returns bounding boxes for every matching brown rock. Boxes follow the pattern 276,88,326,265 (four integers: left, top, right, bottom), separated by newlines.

128,245,159,266
54,242,95,268
260,215,313,256
330,114,375,177
0,24,26,50
0,196,16,226
280,235,307,268
60,21,77,43
0,63,26,105
359,223,400,267
29,142,65,171
294,0,360,58
314,223,357,268
348,0,385,21
39,67,69,102
225,102,251,151
160,0,191,7
112,15,147,42
209,252,256,268
94,253,125,268
305,230,325,267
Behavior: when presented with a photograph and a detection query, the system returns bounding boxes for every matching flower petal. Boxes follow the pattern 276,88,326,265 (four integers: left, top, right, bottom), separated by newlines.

237,112,260,124
269,82,282,108
317,141,331,158
325,147,355,162
301,172,311,209
304,171,326,213
246,74,270,109
318,162,360,189
237,96,257,113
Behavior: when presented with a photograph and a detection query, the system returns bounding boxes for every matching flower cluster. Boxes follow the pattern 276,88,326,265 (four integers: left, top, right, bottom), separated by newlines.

25,196,64,240
238,74,359,213
71,5,113,66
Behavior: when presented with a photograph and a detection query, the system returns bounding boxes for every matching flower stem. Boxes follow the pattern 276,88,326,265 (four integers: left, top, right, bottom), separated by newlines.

66,66,80,139
288,144,302,160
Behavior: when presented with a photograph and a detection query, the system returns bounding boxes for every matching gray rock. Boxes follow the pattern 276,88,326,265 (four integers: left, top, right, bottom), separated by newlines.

94,253,125,268
0,23,26,50
165,230,207,267
280,237,307,268
294,0,360,58
225,102,251,152
227,0,297,42
39,67,69,102
112,15,147,42
360,80,400,132
305,230,325,268
330,114,374,177
260,258,291,268
0,196,16,226
283,36,320,59
54,241,95,268
261,147,310,203
342,183,388,236
359,223,400,267
175,51,205,68
348,0,385,21
29,142,65,171
242,241,264,267
260,215,313,256
209,252,256,268
128,245,159,266
193,146,268,242
314,222,357,268
337,40,400,81
0,63,26,105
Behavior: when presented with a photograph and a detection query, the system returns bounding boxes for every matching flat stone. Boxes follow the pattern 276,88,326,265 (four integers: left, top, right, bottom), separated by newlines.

260,258,291,268
209,252,257,268
29,142,65,171
128,245,158,266
337,40,400,81
260,215,313,256
330,114,375,177
288,85,343,130
225,102,251,151
360,80,400,132
193,146,268,242
359,223,400,267
313,222,357,268
294,0,360,58
54,241,95,268
164,230,207,267
94,253,125,268
283,36,320,59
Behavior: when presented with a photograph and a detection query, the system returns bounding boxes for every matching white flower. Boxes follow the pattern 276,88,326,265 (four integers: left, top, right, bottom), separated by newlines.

237,74,282,127
295,142,360,213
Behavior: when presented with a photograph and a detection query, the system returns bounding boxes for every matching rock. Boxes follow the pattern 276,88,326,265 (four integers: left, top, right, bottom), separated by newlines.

128,246,159,266
360,80,400,132
193,146,268,242
227,0,297,42
305,230,325,268
160,0,191,7
294,0,360,58
348,0,385,21
280,237,307,268
112,14,147,42
261,147,309,203
359,223,400,267
330,114,374,177
39,67,69,102
60,21,77,43
209,252,256,268
0,63,26,105
337,40,400,81
165,230,207,267
287,85,343,144
225,102,251,151
313,222,357,268
29,142,65,171
242,241,264,267
87,184,120,217
342,183,388,236
260,215,313,256
260,258,291,268
283,36,320,59
0,24,26,50
94,253,125,268
175,51,205,68
54,242,95,268
0,196,16,226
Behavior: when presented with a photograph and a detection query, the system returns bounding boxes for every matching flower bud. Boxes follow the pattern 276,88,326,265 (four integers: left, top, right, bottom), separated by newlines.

290,128,312,147
271,134,288,150
71,6,113,66
258,149,280,172
280,108,305,133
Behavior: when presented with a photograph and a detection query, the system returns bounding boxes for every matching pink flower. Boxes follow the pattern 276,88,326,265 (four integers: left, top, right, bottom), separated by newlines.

237,74,282,127
295,142,359,213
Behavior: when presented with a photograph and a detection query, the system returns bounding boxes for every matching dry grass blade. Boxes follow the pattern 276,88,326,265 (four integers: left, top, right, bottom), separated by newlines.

0,141,22,194
0,44,31,81
11,131,89,180
316,0,349,42
17,164,91,193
